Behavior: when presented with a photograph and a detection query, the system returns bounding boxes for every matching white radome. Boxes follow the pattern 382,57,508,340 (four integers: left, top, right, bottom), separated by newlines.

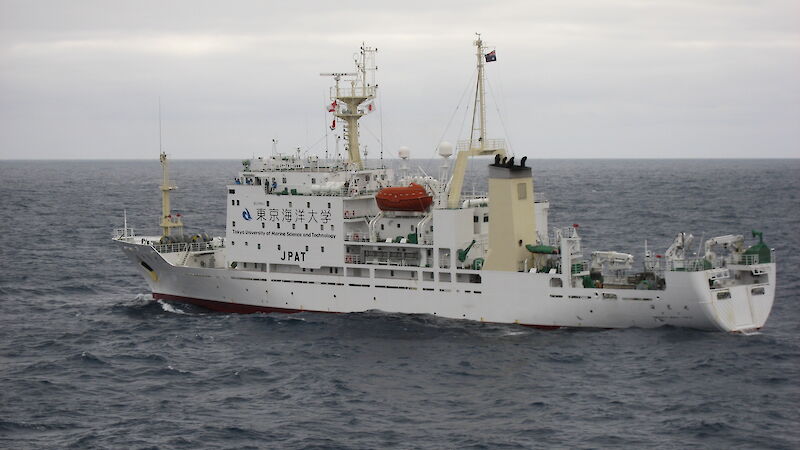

438,141,453,158
398,146,410,160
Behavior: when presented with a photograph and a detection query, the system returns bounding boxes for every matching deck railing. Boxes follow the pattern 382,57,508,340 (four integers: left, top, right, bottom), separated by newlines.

153,241,218,254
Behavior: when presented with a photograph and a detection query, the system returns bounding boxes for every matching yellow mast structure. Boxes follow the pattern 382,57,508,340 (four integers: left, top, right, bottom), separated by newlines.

322,44,378,170
159,151,183,237
447,34,506,209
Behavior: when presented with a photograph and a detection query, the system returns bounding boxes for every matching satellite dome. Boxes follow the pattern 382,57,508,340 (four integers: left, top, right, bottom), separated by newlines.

398,146,410,159
438,141,453,158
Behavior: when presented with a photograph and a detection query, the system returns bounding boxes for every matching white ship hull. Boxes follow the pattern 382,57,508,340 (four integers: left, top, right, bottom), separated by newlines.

119,240,775,332
115,41,777,333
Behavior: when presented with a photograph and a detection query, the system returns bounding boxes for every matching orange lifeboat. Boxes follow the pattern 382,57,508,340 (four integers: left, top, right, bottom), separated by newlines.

375,183,433,212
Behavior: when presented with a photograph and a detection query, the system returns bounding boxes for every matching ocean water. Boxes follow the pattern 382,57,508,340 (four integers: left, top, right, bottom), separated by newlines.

1,158,799,449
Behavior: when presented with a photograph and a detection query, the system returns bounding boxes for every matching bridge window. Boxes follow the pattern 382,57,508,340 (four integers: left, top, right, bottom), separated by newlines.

550,278,562,288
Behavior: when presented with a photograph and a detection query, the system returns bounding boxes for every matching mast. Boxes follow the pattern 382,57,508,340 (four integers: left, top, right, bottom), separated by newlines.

159,152,183,237
321,44,378,170
446,34,506,209
469,34,488,152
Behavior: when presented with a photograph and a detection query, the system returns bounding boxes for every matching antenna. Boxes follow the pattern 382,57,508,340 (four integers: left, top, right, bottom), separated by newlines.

158,97,163,153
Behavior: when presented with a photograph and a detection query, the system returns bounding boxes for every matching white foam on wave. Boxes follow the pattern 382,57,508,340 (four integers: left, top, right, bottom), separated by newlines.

157,300,187,315
133,293,153,302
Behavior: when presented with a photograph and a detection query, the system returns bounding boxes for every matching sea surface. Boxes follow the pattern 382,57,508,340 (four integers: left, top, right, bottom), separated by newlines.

1,159,799,449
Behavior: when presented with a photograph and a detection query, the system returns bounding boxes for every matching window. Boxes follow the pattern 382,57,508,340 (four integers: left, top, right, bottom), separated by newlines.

229,189,236,194
289,202,292,208
381,224,384,230
307,202,311,208
320,225,324,231
292,224,296,229
231,200,235,206
231,241,235,246
236,200,240,205
305,245,309,251
266,201,270,207
257,243,261,249
321,246,325,253
277,223,281,229
278,245,281,250
245,241,248,246
327,202,331,208
232,221,236,227
397,223,401,228
550,278,562,288
262,222,265,229
304,224,308,230
331,225,335,231
517,182,527,200
311,178,316,184
282,177,287,183
473,216,479,223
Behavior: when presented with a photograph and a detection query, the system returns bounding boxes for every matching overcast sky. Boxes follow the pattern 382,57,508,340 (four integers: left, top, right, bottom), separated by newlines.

1,0,798,160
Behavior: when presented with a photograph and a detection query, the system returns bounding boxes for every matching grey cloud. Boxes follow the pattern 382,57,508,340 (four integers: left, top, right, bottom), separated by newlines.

0,0,798,159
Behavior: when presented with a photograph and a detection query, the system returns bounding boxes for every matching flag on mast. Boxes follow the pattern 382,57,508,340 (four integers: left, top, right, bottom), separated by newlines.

484,50,497,62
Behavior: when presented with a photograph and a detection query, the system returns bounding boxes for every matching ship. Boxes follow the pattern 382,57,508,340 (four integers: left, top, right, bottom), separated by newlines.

114,36,776,332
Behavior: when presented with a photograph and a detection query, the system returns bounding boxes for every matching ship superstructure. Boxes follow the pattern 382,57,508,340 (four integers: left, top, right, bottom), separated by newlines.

114,37,776,332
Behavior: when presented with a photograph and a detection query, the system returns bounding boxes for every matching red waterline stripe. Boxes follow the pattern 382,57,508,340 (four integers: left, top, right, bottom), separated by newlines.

152,292,560,330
